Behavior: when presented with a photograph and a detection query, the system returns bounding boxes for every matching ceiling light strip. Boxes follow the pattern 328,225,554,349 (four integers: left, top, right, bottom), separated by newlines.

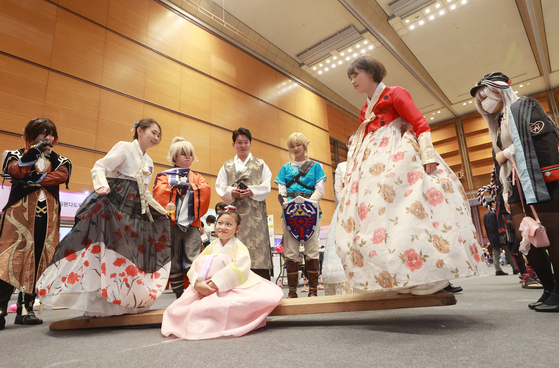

297,25,362,65
338,0,459,118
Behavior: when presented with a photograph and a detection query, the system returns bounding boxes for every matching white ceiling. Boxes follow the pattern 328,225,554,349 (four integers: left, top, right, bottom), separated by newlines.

214,0,558,124
543,0,559,72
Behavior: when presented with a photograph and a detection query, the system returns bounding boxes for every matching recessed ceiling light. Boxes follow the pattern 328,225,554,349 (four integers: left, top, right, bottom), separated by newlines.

410,25,415,30
363,40,368,44
353,53,358,57
318,71,323,74
432,113,435,115
356,44,360,48
368,45,373,50
341,52,345,56
425,9,430,13
325,68,329,71
469,101,472,103
333,56,337,60
319,64,323,67
346,57,350,61
519,84,523,87
405,19,410,23
439,10,445,15
429,15,434,20
451,5,456,9
313,67,316,70
338,61,342,64
431,117,434,120
326,60,330,63
463,103,466,105
360,49,365,53
332,64,336,68
419,20,424,25
527,83,530,85
348,48,352,52
461,0,467,3
447,0,451,2
437,111,441,114
436,4,441,8
515,91,518,93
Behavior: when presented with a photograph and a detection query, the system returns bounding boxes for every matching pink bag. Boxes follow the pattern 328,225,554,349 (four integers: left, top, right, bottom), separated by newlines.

512,159,550,249
519,215,549,248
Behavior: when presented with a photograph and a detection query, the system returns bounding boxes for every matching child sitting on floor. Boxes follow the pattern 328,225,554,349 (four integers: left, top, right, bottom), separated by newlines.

161,206,283,340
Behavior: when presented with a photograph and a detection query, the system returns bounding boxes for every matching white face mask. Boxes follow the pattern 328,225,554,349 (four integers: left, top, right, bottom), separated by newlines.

481,96,501,113
479,88,502,114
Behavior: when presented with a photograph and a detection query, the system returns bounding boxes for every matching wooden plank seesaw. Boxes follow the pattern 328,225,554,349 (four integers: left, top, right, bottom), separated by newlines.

48,290,456,331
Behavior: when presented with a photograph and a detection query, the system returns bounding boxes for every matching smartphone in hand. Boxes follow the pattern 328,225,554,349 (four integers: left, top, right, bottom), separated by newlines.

237,182,248,190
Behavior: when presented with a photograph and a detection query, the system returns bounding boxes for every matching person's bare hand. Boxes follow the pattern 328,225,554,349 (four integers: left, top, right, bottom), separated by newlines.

238,189,253,198
194,279,217,297
96,187,110,196
496,151,506,165
231,188,243,198
424,163,437,175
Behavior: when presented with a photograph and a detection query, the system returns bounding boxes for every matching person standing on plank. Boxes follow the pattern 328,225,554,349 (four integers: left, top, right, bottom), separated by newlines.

215,128,273,280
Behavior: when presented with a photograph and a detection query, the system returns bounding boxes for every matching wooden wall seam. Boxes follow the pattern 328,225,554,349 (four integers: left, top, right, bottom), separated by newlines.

0,49,333,170
43,0,332,135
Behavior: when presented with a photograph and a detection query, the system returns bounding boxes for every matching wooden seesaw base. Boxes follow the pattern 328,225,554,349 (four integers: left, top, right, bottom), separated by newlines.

49,290,456,331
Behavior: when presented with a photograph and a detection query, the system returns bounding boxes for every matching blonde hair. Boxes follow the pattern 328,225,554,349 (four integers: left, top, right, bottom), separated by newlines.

167,137,198,165
286,132,309,161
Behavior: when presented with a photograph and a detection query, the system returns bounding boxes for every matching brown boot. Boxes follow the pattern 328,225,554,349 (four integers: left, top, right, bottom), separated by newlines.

306,258,320,297
286,260,299,299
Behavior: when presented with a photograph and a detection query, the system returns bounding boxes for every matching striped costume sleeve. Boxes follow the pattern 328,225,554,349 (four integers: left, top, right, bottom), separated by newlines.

210,241,251,291
187,242,215,285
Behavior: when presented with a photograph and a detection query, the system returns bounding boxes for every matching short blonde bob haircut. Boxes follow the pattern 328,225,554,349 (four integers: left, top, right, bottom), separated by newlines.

167,137,198,166
286,132,309,161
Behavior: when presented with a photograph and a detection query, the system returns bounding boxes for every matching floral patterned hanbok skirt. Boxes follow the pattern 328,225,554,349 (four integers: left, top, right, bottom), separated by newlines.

37,178,171,316
322,206,353,295
336,118,484,292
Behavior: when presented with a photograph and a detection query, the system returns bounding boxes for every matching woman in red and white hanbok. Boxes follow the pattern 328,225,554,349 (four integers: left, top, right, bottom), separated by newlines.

336,55,483,294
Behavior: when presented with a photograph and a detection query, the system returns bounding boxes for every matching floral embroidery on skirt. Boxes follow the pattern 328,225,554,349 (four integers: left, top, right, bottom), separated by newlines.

336,119,483,292
37,178,171,316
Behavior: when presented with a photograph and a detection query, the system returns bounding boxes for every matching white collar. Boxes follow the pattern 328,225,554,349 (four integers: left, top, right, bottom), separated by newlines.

218,236,236,252
133,139,145,157
234,153,252,165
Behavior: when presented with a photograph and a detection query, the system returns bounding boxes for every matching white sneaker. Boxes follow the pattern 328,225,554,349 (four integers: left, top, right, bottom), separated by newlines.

411,280,450,296
397,287,413,294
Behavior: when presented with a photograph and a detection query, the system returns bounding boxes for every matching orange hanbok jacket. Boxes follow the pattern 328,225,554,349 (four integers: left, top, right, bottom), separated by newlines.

153,170,211,229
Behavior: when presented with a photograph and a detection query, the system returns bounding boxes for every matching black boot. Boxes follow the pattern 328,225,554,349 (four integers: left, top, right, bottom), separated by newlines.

169,274,185,299
0,280,13,330
14,293,42,325
529,290,551,309
0,305,6,331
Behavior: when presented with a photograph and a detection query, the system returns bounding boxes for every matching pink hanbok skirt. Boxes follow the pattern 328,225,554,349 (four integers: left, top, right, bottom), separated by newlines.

161,254,283,340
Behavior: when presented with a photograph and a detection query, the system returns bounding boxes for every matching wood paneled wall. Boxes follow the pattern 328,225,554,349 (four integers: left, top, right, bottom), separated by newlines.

429,120,466,188
0,0,358,231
